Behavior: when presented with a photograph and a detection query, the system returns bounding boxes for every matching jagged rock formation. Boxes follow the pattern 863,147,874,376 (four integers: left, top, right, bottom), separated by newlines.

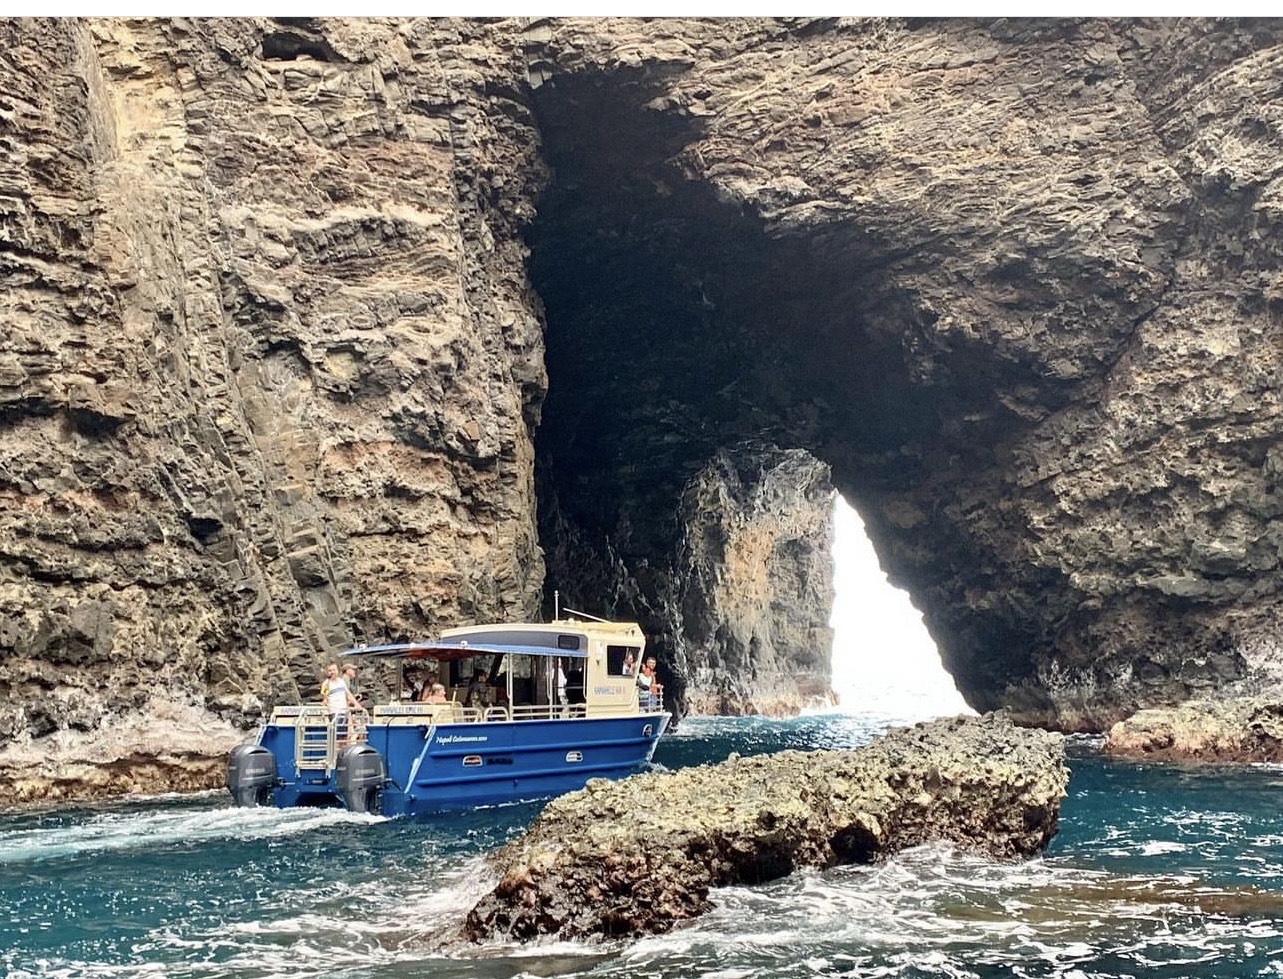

463,713,1068,941
1104,697,1283,763
3,17,1283,801
524,18,1283,732
542,445,835,716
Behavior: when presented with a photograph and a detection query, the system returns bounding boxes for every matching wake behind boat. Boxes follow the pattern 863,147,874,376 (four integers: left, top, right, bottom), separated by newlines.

225,615,669,817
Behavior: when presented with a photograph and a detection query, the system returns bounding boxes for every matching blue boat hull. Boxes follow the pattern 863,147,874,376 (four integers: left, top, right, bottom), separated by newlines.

257,711,670,816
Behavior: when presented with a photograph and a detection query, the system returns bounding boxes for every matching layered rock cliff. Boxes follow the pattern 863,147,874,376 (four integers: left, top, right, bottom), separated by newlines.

3,17,1283,799
0,18,552,794
524,17,1283,731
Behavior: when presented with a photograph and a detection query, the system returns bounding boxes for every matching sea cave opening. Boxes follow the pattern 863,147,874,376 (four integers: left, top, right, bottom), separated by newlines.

522,67,986,719
830,495,970,718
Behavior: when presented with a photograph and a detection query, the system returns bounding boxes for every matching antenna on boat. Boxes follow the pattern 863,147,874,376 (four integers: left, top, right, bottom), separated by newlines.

562,606,608,623
554,589,560,620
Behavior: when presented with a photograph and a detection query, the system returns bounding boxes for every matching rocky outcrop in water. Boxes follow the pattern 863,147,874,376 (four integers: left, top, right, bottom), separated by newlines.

4,18,1283,802
463,713,1067,942
1104,696,1283,763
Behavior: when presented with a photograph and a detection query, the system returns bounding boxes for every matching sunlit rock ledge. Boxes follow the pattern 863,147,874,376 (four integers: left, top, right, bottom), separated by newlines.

0,700,239,808
1104,696,1283,763
464,713,1068,943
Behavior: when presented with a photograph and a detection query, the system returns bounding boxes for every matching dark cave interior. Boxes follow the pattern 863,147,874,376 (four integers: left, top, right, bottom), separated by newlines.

520,68,1049,711
520,67,1082,713
526,70,931,536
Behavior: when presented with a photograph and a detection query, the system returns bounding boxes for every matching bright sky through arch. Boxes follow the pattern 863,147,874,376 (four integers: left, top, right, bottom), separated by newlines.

829,495,972,719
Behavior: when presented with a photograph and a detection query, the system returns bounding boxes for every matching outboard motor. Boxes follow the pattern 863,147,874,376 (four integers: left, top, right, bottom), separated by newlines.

335,743,386,814
226,743,277,807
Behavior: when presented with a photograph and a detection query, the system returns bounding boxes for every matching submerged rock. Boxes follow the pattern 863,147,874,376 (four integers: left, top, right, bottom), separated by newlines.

464,713,1067,942
1103,697,1283,763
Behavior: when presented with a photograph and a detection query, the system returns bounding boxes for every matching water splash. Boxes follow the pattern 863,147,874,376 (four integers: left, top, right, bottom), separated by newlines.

0,804,386,866
4,718,1283,979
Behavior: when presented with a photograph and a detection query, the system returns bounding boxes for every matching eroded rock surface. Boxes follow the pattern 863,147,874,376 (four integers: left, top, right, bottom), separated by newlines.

464,713,1067,942
0,700,241,805
0,18,549,802
525,18,1283,731
4,17,1283,803
1104,696,1283,763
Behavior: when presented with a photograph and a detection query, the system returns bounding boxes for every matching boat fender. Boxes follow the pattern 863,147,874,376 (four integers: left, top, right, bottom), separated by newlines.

226,743,277,807
335,743,386,814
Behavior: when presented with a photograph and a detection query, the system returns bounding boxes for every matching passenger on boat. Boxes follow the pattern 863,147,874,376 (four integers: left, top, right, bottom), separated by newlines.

405,670,424,702
342,663,363,706
416,670,440,702
465,669,490,708
637,656,663,710
321,662,360,741
424,683,448,704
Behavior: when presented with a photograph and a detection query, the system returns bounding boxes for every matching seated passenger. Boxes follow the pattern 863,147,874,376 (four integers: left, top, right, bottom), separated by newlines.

405,670,424,702
424,683,448,704
465,669,490,708
417,670,441,702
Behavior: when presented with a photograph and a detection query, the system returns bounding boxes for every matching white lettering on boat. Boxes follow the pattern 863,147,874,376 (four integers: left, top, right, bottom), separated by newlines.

435,734,489,744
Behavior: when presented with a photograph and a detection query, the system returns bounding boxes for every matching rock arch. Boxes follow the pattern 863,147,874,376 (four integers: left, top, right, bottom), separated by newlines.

3,18,1283,789
523,19,1283,730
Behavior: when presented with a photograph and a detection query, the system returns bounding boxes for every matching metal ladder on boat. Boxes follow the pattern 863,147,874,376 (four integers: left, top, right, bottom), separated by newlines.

294,708,370,770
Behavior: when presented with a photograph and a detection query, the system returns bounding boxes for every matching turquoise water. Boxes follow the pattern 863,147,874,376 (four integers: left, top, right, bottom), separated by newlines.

3,711,1283,978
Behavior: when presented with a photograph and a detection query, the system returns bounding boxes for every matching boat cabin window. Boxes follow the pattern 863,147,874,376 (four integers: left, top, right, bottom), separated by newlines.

438,653,584,709
606,645,641,676
562,655,585,705
445,655,507,705
502,654,533,705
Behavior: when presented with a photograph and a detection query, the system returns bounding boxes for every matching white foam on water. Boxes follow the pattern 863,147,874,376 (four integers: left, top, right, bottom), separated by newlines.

0,804,385,865
1139,841,1188,856
604,840,1283,979
8,714,1283,979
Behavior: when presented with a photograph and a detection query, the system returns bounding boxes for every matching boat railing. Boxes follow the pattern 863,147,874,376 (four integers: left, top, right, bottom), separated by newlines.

491,702,658,721
508,704,562,722
282,700,664,736
288,706,370,770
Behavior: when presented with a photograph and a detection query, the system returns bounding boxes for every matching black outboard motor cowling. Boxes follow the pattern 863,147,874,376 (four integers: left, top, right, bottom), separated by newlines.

226,743,277,807
336,743,386,814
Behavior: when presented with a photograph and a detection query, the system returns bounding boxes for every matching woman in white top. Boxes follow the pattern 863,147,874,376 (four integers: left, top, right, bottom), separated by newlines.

321,662,359,741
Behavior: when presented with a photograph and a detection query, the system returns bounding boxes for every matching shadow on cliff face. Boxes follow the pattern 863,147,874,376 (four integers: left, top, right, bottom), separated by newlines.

522,67,1030,720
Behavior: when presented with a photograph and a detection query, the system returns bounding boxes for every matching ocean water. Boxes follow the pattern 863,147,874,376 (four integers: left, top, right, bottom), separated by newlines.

3,710,1283,979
